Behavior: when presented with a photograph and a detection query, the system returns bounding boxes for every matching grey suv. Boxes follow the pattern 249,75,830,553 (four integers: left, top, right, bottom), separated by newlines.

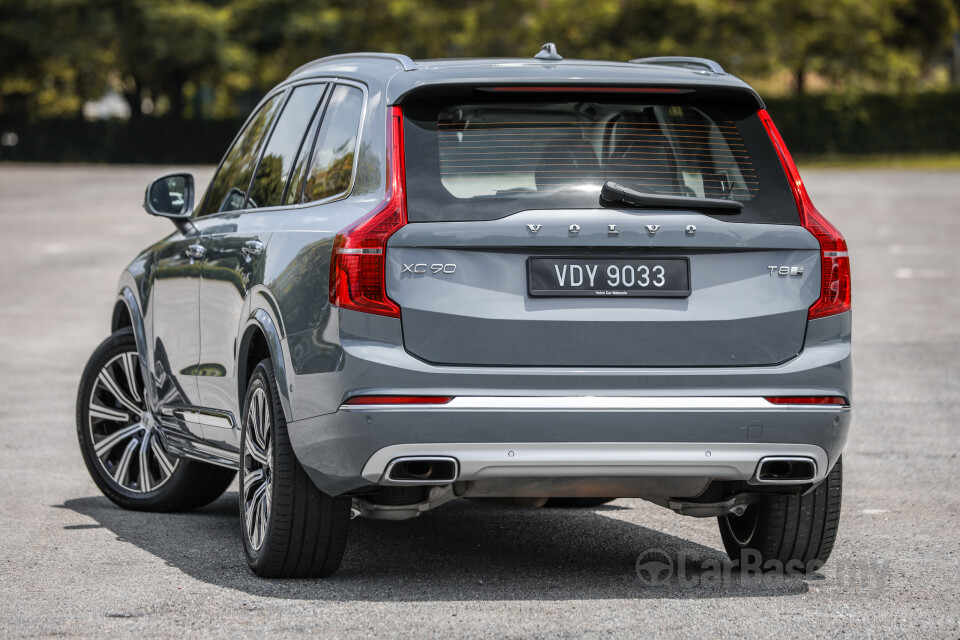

76,46,851,578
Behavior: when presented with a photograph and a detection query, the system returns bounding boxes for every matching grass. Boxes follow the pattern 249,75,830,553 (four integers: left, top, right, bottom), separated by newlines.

796,153,960,170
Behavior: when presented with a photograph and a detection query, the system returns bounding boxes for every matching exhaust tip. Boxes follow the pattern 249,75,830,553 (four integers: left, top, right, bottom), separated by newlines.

755,457,816,484
384,456,458,484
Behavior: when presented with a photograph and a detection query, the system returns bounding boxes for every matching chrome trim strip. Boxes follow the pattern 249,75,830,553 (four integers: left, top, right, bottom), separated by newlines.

361,442,829,484
196,410,236,430
341,396,849,412
160,406,237,429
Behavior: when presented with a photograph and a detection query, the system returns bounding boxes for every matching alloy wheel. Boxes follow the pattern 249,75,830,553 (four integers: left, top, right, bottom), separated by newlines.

87,351,178,492
242,386,273,551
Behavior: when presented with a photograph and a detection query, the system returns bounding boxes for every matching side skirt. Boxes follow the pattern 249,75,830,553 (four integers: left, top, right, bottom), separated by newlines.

158,428,240,470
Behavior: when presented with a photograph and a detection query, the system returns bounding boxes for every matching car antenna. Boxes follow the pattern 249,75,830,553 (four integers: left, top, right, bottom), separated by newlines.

534,42,563,61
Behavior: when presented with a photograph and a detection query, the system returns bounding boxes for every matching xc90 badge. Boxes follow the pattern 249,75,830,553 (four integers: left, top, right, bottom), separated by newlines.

401,263,457,274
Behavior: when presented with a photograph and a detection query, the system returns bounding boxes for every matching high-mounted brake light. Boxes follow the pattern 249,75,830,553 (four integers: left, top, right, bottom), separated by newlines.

344,396,454,405
329,106,407,318
765,396,849,406
487,86,690,93
759,110,851,320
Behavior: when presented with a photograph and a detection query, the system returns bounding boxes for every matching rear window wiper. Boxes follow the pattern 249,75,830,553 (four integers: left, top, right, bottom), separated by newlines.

600,181,743,212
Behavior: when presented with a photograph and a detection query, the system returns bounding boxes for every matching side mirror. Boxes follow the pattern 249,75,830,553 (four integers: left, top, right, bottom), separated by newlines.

143,173,194,220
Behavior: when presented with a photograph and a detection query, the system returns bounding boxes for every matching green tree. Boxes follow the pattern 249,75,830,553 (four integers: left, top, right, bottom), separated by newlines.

3,0,960,118
889,0,960,76
0,0,116,116
103,1,253,117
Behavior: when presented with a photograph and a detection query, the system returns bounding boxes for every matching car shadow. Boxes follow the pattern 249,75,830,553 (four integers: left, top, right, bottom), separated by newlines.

58,493,813,601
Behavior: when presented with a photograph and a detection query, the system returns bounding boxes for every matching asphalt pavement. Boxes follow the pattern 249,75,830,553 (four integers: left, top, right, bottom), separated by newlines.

0,165,958,638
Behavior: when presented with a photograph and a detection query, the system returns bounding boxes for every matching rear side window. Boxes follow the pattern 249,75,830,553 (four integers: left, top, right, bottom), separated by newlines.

303,85,364,202
283,93,325,206
403,95,797,224
247,83,327,209
199,93,284,216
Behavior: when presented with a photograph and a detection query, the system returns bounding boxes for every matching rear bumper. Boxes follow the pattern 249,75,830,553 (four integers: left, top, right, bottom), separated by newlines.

288,395,850,495
283,309,851,496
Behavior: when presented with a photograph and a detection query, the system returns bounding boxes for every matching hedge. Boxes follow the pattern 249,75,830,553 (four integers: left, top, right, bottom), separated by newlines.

764,91,960,155
1,91,958,163
0,116,245,164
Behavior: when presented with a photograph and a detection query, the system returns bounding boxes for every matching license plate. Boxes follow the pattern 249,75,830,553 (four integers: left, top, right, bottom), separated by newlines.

528,257,690,297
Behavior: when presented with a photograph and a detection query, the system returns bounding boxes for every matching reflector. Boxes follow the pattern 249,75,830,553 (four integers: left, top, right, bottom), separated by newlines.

764,396,848,405
344,396,454,405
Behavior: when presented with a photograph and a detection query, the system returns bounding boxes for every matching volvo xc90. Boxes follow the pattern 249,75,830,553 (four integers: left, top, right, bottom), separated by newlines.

77,46,851,578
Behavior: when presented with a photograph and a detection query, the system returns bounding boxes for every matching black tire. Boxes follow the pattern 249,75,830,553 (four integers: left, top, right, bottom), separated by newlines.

76,329,236,512
718,456,842,573
543,498,616,508
239,359,351,578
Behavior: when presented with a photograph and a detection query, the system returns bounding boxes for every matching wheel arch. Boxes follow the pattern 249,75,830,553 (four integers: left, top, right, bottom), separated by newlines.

114,286,149,374
238,308,292,423
111,300,133,332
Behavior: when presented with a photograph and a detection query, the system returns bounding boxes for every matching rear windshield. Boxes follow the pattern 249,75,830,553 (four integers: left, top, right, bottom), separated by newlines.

402,94,798,224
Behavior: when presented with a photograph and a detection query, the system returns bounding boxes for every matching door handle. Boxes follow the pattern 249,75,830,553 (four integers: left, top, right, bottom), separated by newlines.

242,240,264,257
185,243,206,260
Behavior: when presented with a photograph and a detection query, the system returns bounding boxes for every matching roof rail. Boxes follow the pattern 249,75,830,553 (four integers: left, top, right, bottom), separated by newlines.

629,56,726,75
289,52,417,77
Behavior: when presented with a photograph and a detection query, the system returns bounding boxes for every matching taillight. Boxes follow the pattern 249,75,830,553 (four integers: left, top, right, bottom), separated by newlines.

759,110,851,320
329,106,407,318
765,396,849,406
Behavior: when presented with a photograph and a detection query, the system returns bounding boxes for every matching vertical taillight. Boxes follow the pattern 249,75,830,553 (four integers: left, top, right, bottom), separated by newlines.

759,110,851,320
329,106,406,318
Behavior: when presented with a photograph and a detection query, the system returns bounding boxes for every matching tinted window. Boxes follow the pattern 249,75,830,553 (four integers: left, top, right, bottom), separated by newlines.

403,96,798,224
303,85,364,202
247,84,326,209
199,93,284,216
284,95,325,205
438,105,756,199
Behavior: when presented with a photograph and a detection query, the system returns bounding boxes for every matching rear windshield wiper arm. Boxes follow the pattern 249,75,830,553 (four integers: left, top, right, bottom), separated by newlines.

600,181,743,212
